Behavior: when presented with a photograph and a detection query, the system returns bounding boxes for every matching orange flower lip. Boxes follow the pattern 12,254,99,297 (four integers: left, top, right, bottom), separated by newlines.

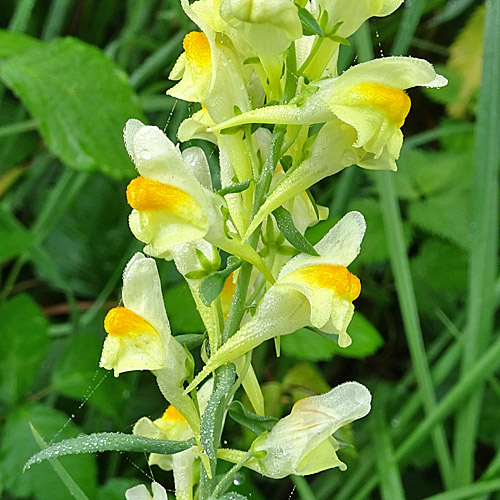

344,81,411,127
126,176,197,214
291,264,361,302
104,306,157,338
161,405,187,423
183,31,212,69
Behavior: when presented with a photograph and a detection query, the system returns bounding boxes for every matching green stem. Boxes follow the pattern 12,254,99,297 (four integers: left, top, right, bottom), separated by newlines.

292,475,318,500
453,0,500,486
210,451,253,499
372,390,406,500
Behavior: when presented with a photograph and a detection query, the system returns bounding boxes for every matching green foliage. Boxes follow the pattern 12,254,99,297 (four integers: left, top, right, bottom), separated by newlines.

24,432,195,469
0,404,97,500
0,295,49,406
0,35,144,178
281,312,383,361
51,333,129,421
165,281,205,333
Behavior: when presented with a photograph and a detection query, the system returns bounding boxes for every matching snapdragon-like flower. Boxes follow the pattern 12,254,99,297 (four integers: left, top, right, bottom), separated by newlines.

124,119,274,283
133,380,214,500
219,382,371,478
125,482,168,500
100,252,170,375
304,0,403,78
186,211,365,392
211,57,447,237
100,252,200,435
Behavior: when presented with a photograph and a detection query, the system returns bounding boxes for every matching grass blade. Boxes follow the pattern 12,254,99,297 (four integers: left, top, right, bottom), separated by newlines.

29,423,90,500
453,0,500,486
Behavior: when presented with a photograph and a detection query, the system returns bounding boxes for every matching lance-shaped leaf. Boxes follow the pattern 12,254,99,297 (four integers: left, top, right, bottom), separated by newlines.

273,206,319,256
199,256,242,306
228,401,278,434
24,433,195,471
185,212,366,393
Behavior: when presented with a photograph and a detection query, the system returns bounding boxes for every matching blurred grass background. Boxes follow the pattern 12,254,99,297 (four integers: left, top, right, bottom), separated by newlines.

0,0,499,499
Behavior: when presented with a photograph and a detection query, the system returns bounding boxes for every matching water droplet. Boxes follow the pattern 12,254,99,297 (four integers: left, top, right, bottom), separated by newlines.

140,150,152,160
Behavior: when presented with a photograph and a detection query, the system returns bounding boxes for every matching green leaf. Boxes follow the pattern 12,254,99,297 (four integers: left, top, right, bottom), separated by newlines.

227,401,278,435
0,404,97,500
218,178,252,197
0,208,33,263
282,363,330,401
29,424,89,500
165,281,205,333
201,364,236,460
281,312,383,361
0,37,144,178
297,6,323,36
25,432,195,471
51,334,128,421
0,295,49,406
273,206,319,256
219,494,249,500
199,256,242,307
35,175,133,296
0,30,43,58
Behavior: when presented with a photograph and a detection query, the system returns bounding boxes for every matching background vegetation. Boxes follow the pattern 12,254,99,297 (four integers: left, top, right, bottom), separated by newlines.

0,0,498,499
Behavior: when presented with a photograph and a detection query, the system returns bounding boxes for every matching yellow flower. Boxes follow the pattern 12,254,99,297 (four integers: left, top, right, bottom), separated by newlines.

124,119,274,283
211,57,447,237
133,380,214,500
99,253,170,376
219,382,371,478
185,211,366,392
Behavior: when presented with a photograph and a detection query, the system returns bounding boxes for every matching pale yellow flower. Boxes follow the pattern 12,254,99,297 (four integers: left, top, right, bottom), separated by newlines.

185,211,366,393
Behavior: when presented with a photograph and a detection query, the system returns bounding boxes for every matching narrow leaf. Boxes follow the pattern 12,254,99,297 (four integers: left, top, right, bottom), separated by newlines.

228,401,278,435
199,257,242,307
29,424,89,500
24,432,195,471
297,6,323,36
273,206,319,256
218,178,251,197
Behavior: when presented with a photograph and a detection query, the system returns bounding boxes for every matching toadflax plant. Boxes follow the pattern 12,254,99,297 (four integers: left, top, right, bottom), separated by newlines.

25,0,447,498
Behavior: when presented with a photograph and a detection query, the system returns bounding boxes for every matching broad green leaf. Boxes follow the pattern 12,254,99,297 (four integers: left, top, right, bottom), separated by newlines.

0,37,145,178
51,334,128,421
165,281,205,333
281,312,383,360
273,206,319,256
282,363,330,402
227,401,278,435
408,187,471,250
0,404,97,500
24,432,195,470
0,295,49,406
36,174,134,296
410,240,468,317
0,30,43,58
